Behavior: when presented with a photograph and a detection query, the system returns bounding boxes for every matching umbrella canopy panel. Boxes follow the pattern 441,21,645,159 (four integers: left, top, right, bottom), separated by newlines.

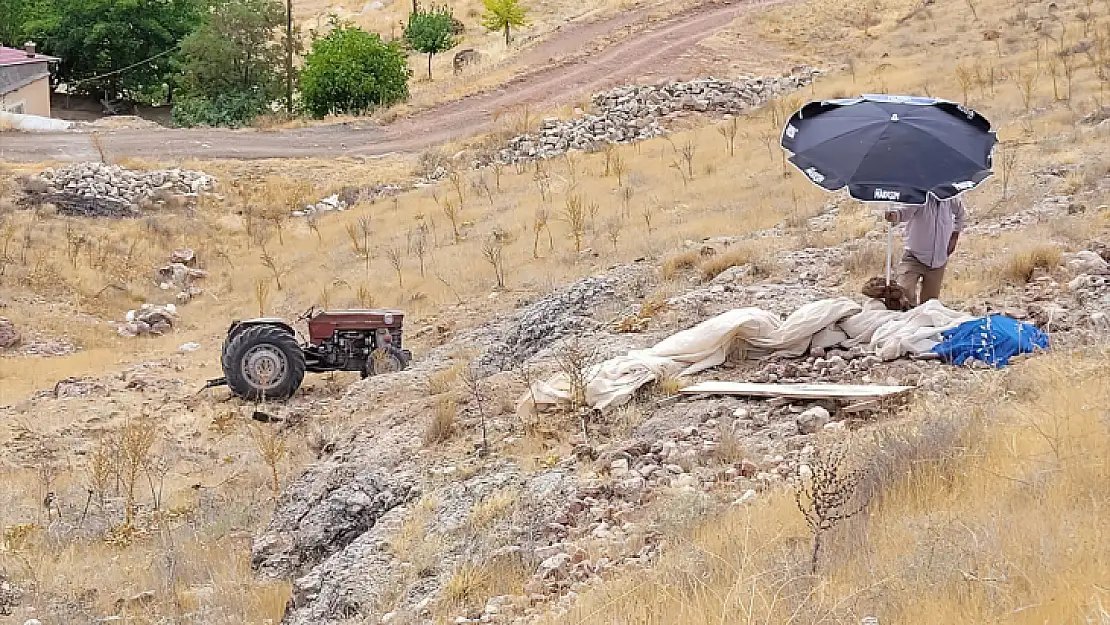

781,94,997,204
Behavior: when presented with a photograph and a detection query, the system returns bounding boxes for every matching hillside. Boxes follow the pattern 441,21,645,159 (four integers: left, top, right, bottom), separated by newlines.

1,0,1109,621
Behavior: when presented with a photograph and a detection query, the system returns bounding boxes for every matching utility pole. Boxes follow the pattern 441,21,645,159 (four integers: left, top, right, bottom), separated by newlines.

285,0,294,113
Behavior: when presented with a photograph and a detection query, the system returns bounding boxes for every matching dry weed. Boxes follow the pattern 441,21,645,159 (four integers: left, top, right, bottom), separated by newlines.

1002,244,1062,283
424,396,458,446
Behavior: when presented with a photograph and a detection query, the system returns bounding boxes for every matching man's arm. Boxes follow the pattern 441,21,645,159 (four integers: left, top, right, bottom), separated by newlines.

951,197,966,233
947,197,965,255
885,203,918,223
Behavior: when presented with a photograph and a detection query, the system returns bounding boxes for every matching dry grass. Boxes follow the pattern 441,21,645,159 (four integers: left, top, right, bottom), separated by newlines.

842,241,887,280
389,495,445,581
466,488,517,532
427,362,465,395
550,350,1110,624
441,549,533,615
1002,244,1064,284
654,375,685,397
3,0,1110,620
660,249,702,280
698,246,756,281
423,396,458,446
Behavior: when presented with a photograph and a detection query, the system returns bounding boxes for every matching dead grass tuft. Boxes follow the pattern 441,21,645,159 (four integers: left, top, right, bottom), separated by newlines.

424,396,458,446
843,242,887,279
1002,244,1063,284
427,362,465,395
466,489,517,532
698,246,755,280
660,250,702,280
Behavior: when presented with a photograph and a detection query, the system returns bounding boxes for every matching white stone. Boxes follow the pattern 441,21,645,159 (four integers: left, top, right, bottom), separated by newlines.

732,489,757,505
610,458,630,477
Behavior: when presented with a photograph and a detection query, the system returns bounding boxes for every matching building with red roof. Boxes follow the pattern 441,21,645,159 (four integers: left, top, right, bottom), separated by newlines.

1,42,59,117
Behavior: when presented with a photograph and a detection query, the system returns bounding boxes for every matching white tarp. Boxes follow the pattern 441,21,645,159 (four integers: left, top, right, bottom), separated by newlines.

0,111,73,131
524,297,973,412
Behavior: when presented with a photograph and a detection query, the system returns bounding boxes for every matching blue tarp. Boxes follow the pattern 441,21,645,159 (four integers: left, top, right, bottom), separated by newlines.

932,315,1049,367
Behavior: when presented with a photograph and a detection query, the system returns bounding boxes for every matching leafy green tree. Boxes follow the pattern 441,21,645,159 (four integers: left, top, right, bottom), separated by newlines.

481,0,528,46
0,0,54,47
300,22,409,118
174,0,285,126
24,0,201,101
404,5,455,80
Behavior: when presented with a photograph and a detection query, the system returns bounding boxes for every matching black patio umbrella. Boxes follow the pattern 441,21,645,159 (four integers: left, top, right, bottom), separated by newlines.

779,94,997,205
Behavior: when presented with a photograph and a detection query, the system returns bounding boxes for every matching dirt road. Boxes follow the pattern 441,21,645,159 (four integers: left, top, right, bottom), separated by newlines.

0,0,780,163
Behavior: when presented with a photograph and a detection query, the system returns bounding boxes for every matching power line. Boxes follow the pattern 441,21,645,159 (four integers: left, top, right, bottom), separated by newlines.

69,43,181,87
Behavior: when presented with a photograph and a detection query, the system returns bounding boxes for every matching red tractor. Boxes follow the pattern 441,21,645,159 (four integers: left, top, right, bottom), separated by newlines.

207,307,412,400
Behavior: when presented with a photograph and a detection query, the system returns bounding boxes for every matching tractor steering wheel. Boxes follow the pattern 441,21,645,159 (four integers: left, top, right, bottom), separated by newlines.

298,305,318,323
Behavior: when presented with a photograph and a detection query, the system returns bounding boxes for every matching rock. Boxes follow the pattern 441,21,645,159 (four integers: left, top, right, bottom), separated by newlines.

610,458,630,477
737,459,759,477
539,553,573,579
178,342,201,353
796,406,830,434
170,248,197,266
0,575,21,616
671,474,698,489
118,304,178,338
732,489,757,505
0,318,19,349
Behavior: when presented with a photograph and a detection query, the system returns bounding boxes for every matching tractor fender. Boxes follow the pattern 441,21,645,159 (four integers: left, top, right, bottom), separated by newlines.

226,318,296,344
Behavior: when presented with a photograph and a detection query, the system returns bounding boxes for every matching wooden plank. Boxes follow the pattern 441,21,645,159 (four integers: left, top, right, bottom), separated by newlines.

841,399,882,413
678,381,913,401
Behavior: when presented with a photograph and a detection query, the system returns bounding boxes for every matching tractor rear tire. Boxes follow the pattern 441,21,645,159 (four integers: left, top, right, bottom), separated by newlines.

222,325,306,401
365,346,409,377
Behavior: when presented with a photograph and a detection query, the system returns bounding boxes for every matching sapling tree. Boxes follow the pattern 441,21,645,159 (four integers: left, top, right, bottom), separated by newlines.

405,5,457,79
795,438,871,573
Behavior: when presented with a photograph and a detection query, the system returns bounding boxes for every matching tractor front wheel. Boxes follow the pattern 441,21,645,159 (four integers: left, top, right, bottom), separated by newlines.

222,325,306,401
364,346,409,377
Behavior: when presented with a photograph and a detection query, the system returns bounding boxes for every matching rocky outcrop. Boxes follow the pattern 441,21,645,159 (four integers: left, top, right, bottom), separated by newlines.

253,467,418,579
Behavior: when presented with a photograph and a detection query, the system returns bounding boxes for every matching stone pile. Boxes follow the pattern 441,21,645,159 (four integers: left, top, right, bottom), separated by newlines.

116,304,178,338
294,184,407,216
155,248,208,304
26,163,215,216
498,68,820,163
0,317,18,350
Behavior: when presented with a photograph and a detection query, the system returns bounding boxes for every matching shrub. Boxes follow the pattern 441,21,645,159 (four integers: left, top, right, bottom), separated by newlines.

172,91,271,128
300,22,410,118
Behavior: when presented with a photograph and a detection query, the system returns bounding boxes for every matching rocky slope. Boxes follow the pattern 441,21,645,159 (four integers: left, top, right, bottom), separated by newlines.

245,197,1110,624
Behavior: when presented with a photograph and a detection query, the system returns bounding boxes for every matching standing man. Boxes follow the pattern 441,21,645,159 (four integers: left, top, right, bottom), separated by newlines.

885,193,966,307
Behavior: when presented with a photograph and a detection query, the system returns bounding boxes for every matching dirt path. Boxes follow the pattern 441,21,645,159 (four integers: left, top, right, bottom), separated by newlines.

0,0,783,163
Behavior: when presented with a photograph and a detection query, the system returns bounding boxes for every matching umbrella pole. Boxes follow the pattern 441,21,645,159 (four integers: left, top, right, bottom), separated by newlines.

885,221,893,287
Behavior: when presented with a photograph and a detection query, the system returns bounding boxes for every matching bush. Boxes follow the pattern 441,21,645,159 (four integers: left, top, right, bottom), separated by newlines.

172,91,271,128
300,23,410,118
